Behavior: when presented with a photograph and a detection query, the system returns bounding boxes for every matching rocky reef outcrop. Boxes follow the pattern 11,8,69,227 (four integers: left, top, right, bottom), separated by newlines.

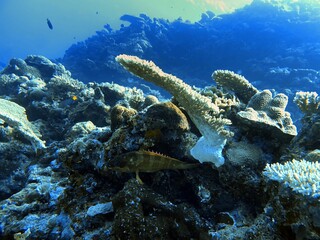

0,53,319,239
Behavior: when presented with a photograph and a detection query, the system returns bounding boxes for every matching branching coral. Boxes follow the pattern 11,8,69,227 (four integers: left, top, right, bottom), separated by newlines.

294,91,320,115
263,159,320,198
199,86,240,114
116,54,232,167
212,70,258,103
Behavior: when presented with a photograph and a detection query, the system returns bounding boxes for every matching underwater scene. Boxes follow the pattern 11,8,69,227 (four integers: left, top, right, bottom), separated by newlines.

0,0,320,239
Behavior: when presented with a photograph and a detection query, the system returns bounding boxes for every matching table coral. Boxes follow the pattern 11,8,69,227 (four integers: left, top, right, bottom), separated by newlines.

237,90,297,140
116,54,232,167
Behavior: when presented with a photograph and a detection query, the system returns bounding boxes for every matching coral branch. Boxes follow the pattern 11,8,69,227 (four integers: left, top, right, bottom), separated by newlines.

116,54,233,167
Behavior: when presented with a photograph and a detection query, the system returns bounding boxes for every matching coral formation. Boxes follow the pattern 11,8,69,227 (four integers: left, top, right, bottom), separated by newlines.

212,70,259,103
263,159,320,198
198,86,241,116
110,104,137,131
226,141,263,167
237,90,297,140
293,91,320,115
116,54,232,167
144,101,190,131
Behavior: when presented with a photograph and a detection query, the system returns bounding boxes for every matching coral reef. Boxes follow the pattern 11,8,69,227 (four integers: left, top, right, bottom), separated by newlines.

116,54,232,167
1,16,320,237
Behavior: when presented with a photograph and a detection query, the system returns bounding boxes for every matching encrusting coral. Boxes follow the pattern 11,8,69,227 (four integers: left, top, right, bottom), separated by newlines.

226,141,263,167
293,91,320,115
212,70,259,103
0,98,45,150
116,54,232,167
237,90,297,140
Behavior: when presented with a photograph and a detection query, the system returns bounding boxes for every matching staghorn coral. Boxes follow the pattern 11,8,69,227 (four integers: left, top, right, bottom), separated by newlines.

237,90,297,140
0,98,45,150
263,159,320,198
116,54,232,167
293,91,320,115
212,70,259,103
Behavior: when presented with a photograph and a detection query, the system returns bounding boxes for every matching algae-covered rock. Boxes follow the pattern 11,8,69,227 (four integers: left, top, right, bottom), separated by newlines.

110,104,137,131
112,179,211,239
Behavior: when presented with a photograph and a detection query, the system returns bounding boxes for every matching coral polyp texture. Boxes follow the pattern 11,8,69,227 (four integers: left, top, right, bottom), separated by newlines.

294,91,320,115
237,90,297,140
263,159,320,198
212,70,259,103
226,141,263,167
116,54,232,167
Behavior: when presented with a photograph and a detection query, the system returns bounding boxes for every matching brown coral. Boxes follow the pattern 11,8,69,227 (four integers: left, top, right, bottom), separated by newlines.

111,104,137,131
144,101,190,131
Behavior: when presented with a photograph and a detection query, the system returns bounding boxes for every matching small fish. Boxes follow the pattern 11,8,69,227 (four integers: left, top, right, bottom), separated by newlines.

71,95,78,101
107,150,199,183
47,18,53,30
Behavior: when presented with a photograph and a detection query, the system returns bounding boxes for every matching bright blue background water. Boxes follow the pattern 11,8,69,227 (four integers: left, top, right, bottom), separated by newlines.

0,0,251,65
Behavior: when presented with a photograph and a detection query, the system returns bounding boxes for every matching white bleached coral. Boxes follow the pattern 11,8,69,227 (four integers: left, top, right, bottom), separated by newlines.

116,54,232,167
0,98,45,150
263,159,320,198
